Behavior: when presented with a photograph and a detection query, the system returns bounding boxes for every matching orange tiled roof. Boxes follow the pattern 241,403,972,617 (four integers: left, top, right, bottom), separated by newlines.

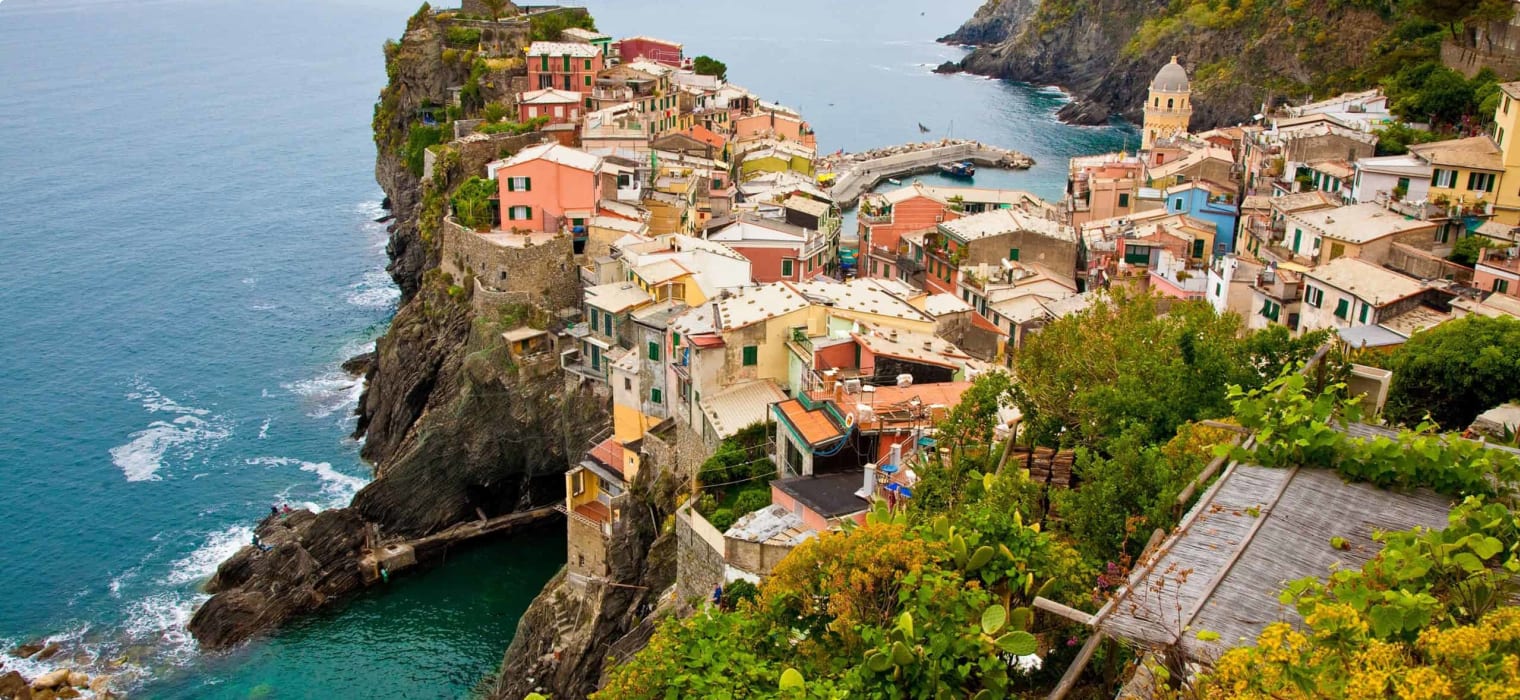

588,436,625,477
775,399,844,446
575,500,612,524
681,125,727,149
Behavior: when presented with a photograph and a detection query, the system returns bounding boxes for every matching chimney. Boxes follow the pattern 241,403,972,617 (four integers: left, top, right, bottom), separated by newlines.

889,442,902,469
856,462,878,499
922,340,933,351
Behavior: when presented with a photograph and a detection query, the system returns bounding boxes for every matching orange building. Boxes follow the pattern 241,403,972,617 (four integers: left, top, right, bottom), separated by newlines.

857,184,963,281
487,143,602,234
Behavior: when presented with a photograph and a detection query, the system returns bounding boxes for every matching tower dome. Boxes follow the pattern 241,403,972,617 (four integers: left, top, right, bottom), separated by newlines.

1150,56,1189,93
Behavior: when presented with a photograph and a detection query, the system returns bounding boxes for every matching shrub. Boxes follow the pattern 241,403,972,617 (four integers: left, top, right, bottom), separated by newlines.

731,488,770,518
402,123,447,177
708,508,736,532
444,26,481,48
529,9,595,42
482,101,510,123
450,176,497,231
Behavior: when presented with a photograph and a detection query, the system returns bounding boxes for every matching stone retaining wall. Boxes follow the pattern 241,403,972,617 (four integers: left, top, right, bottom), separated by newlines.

675,503,725,604
440,218,580,312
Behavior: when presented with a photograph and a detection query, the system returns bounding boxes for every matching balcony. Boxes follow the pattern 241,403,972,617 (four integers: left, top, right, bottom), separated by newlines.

858,210,892,226
1481,249,1520,274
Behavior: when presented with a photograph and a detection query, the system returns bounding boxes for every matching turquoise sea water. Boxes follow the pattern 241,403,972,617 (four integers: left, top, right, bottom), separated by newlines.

0,0,1128,696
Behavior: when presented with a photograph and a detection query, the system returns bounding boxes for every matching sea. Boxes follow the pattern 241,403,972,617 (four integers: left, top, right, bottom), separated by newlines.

0,0,1129,697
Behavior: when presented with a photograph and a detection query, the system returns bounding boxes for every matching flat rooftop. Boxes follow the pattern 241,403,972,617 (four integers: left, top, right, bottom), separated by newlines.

773,472,868,520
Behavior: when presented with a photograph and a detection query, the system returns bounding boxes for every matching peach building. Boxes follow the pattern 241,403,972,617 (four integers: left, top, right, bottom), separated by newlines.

487,143,602,234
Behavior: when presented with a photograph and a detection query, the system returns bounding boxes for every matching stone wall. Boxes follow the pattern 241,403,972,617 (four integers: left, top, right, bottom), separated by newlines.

724,537,793,577
1444,41,1520,80
1386,243,1474,285
675,503,725,604
567,513,609,578
440,218,581,312
457,132,552,178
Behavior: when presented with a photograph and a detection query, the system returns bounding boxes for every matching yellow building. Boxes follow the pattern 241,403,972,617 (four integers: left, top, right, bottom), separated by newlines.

1410,136,1503,226
1491,82,1520,224
1143,57,1193,151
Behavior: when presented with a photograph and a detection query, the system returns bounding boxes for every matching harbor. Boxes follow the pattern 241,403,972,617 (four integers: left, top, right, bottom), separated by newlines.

818,139,1036,207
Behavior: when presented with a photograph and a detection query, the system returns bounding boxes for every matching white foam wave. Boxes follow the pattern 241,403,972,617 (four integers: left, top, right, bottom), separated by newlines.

248,457,370,508
282,372,364,419
163,525,253,586
354,199,386,219
258,418,271,439
346,268,400,309
110,381,230,482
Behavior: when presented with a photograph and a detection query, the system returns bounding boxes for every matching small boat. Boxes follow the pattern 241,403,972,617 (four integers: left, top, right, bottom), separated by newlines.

887,178,902,185
938,161,975,179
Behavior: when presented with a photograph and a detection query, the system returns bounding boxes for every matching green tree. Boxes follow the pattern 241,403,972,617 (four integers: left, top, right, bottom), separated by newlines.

692,55,728,81
449,176,496,230
1385,315,1520,429
1448,234,1496,265
478,0,509,21
1012,290,1258,448
529,9,595,42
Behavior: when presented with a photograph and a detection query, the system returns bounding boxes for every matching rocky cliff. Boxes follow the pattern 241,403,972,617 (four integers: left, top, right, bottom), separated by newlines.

942,0,1409,128
189,6,606,649
489,473,681,700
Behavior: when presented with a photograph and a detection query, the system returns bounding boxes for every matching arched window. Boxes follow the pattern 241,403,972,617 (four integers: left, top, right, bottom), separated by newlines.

1154,98,1160,108
1167,98,1174,110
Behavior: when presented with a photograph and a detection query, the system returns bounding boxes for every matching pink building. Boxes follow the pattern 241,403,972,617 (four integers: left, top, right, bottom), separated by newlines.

526,42,604,97
616,36,684,67
1475,248,1519,297
517,88,583,126
732,111,816,149
708,216,834,283
487,143,603,234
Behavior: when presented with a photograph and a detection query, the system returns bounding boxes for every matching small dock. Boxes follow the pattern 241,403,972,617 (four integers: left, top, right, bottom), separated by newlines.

820,140,1036,208
360,505,560,584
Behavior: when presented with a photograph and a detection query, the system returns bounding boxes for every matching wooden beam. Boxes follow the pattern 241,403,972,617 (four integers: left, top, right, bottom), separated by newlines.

1033,596,1093,626
1047,632,1104,700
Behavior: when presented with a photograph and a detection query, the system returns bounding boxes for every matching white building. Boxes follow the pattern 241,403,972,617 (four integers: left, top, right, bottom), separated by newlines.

1351,154,1433,205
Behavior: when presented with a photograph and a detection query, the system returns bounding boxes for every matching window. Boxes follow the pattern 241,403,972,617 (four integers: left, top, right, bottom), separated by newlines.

1260,299,1280,322
1305,285,1324,307
589,308,599,327
1167,98,1174,109
571,470,585,496
585,75,592,87
1191,239,1205,258
1118,193,1130,207
1433,169,1457,188
1007,248,1020,262
1174,197,1184,210
507,205,532,220
589,344,601,369
563,76,573,91
781,259,794,277
562,56,571,71
672,331,681,348
1334,298,1350,320
1214,282,1222,297
603,313,612,336
584,59,592,70
1397,177,1410,193
1292,228,1302,251
539,55,548,71
1359,303,1370,324
647,341,660,361
623,377,631,391
650,388,662,404
742,346,758,366
1496,278,1511,294
506,176,531,192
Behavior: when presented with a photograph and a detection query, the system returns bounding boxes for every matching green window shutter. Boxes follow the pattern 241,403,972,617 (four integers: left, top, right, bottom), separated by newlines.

648,341,660,361
589,308,598,327
1192,239,1205,258
604,314,612,336
505,178,515,192
540,55,548,71
563,55,571,71
523,177,531,192
590,345,601,369
742,346,758,366
585,59,592,70
782,259,794,277
1359,304,1369,324
585,75,592,87
1468,172,1478,190
1008,248,1019,261
1292,229,1302,251
1118,193,1129,207
672,331,680,347
1334,298,1350,319
651,388,662,404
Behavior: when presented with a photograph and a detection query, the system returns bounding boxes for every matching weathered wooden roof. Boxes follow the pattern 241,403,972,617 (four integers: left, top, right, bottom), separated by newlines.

1094,462,1454,661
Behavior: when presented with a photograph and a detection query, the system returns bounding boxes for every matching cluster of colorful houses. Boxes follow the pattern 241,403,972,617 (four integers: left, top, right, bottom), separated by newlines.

431,19,1520,599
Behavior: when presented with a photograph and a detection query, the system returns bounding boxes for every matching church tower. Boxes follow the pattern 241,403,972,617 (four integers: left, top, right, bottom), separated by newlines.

1143,56,1192,150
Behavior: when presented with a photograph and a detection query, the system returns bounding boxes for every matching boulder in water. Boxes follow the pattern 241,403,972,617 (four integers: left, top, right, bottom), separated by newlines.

9,642,41,659
29,670,68,690
31,645,58,662
0,670,31,700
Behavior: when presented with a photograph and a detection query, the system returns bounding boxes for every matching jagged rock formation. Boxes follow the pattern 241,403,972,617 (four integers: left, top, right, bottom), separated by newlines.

188,510,367,650
189,7,605,649
942,0,1402,128
490,473,680,700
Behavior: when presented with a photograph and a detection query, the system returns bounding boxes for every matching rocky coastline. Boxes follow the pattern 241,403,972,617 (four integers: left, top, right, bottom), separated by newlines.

185,6,606,652
938,0,1401,128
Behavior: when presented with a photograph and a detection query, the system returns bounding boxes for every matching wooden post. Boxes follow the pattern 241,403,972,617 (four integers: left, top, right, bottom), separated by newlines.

1033,596,1093,625
1048,632,1104,700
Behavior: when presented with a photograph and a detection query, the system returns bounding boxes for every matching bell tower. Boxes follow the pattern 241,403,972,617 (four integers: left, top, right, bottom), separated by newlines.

1143,56,1193,150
